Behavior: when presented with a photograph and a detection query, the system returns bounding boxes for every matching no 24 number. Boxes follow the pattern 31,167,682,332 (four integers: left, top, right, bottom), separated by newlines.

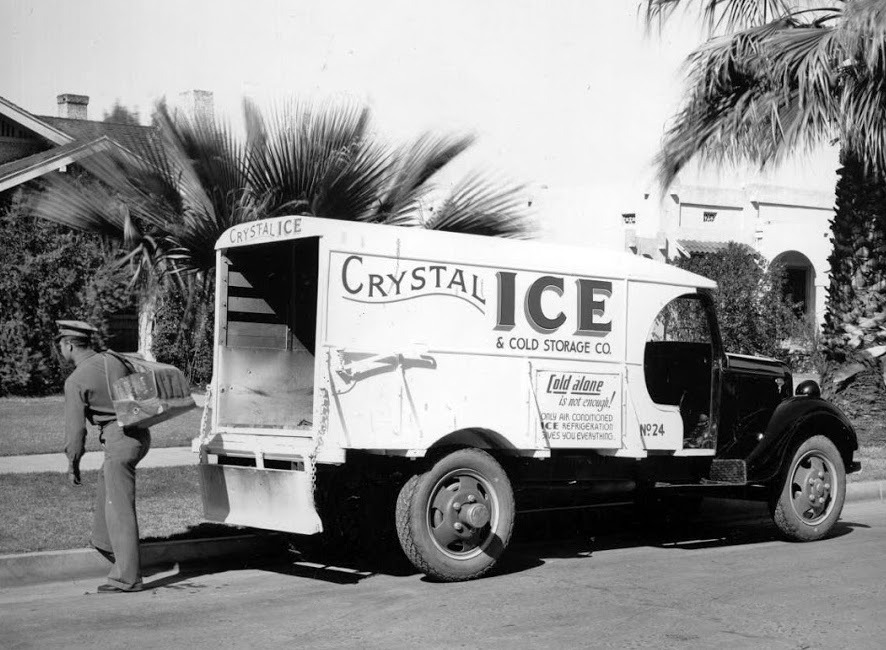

640,423,666,437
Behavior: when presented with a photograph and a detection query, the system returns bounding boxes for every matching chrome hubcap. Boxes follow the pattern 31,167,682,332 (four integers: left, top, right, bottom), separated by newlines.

789,451,836,525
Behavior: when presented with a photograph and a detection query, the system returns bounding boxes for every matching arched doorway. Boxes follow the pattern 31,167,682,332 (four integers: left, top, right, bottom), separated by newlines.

772,250,815,318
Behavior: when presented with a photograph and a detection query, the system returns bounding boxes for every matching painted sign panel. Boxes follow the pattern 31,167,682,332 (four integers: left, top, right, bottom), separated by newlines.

535,370,621,448
328,251,624,361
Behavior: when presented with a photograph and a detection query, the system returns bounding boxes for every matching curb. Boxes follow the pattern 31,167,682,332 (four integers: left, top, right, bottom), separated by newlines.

0,534,287,589
1,481,883,589
847,479,886,503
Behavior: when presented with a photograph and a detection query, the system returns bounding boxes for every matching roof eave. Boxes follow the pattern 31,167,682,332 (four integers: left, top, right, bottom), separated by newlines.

0,96,75,146
0,137,115,193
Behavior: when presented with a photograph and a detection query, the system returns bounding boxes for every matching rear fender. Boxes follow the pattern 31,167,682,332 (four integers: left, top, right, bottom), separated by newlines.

428,428,517,455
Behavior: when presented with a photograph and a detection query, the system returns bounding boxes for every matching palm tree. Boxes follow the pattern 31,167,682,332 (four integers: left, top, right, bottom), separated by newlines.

31,97,534,364
643,0,886,433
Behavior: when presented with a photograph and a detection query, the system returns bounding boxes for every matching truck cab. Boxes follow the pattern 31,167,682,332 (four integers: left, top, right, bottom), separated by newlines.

194,216,860,581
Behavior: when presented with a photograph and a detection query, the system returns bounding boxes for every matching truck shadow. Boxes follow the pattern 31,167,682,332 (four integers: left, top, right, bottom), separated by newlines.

284,497,863,583
500,498,861,570
143,499,865,588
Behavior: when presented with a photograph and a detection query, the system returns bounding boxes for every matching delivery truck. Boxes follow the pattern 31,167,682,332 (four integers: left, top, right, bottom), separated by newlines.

194,215,860,581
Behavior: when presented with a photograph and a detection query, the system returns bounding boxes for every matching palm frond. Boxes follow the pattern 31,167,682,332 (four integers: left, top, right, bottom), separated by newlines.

840,0,886,69
649,1,886,186
425,174,535,239
643,0,810,36
656,16,843,187
245,97,391,220
154,103,250,229
373,132,476,221
840,73,886,177
30,173,172,291
30,174,128,238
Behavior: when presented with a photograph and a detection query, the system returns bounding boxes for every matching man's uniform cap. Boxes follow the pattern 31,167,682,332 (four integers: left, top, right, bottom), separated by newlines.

56,320,98,341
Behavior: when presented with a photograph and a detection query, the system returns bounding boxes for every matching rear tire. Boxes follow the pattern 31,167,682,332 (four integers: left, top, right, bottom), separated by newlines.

396,448,515,581
771,435,846,542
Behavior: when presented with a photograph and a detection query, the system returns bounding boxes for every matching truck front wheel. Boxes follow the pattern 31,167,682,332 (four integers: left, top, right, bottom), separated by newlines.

771,435,846,542
396,448,515,581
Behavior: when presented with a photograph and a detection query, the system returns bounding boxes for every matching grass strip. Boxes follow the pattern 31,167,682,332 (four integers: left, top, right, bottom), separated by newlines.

855,446,885,483
0,396,202,456
0,465,235,555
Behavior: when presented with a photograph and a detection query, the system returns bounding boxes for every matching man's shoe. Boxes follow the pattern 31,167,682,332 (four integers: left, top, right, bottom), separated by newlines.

96,583,143,593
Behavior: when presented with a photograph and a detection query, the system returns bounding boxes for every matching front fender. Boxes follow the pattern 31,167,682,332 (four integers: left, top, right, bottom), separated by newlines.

753,398,857,482
724,397,858,483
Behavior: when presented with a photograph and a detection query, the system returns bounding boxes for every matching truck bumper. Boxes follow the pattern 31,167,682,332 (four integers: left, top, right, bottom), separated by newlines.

198,463,323,535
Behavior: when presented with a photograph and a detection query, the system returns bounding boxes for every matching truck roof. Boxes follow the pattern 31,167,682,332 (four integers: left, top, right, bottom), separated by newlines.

216,215,717,290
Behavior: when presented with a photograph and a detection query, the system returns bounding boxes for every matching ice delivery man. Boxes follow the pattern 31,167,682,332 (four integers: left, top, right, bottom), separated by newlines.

57,320,151,593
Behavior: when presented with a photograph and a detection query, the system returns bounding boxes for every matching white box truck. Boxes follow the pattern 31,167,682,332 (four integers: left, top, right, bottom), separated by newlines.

195,216,860,580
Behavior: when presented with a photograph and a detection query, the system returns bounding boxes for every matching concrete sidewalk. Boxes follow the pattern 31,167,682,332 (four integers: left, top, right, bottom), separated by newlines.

0,446,196,474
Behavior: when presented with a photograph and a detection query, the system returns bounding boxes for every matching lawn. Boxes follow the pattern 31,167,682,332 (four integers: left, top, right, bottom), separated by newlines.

0,465,235,555
0,395,203,456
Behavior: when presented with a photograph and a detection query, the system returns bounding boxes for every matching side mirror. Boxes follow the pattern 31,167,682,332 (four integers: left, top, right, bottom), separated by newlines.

795,379,821,398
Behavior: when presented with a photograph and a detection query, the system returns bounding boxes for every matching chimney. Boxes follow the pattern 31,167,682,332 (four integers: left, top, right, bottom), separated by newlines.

57,94,89,120
177,89,214,124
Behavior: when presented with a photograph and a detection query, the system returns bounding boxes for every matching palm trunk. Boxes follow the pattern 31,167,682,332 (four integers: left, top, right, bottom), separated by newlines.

821,152,886,443
137,290,157,361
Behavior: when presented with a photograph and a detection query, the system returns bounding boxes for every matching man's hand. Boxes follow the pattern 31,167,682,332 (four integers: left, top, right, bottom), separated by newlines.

67,458,82,487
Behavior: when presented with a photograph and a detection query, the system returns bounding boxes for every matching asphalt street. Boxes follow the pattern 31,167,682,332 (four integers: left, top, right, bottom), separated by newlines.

1,499,884,650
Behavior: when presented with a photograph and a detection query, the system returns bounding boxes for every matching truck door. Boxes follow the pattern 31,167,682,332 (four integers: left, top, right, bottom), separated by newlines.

643,293,722,450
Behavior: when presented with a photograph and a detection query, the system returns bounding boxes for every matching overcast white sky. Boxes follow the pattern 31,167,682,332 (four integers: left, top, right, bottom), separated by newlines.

0,0,836,245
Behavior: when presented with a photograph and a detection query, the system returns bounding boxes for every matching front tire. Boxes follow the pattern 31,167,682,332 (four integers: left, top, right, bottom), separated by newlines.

396,448,515,581
771,435,846,542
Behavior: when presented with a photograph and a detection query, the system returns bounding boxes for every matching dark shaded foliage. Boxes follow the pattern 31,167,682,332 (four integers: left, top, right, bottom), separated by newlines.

0,191,134,395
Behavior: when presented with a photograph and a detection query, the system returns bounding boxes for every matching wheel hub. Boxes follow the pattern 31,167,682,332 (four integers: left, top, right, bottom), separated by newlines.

791,453,835,523
427,470,496,558
459,502,490,528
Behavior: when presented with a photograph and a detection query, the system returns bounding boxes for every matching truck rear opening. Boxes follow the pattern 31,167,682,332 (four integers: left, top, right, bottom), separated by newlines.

217,237,318,431
199,235,324,534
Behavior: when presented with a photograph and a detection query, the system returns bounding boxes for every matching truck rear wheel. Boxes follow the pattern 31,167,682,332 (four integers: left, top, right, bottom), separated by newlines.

771,435,846,542
396,448,515,581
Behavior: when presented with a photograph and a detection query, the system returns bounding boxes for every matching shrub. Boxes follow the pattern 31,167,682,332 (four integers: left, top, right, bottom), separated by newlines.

0,192,133,396
151,284,214,387
672,243,800,360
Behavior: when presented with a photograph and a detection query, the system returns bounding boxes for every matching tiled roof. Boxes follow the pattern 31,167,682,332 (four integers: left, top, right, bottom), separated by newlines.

677,240,739,255
37,116,158,157
0,141,84,180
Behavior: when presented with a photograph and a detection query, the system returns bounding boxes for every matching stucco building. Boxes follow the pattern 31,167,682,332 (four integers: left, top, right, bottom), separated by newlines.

532,147,839,330
622,181,835,326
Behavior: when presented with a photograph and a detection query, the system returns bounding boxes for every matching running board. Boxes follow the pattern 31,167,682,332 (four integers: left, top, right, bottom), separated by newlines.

706,459,747,485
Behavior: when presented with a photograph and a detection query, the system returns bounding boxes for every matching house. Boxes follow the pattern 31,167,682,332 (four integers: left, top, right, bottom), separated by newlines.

0,93,157,194
0,92,162,351
1,91,219,354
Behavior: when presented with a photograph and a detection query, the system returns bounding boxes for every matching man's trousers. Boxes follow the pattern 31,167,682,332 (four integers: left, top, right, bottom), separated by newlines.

90,424,151,589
